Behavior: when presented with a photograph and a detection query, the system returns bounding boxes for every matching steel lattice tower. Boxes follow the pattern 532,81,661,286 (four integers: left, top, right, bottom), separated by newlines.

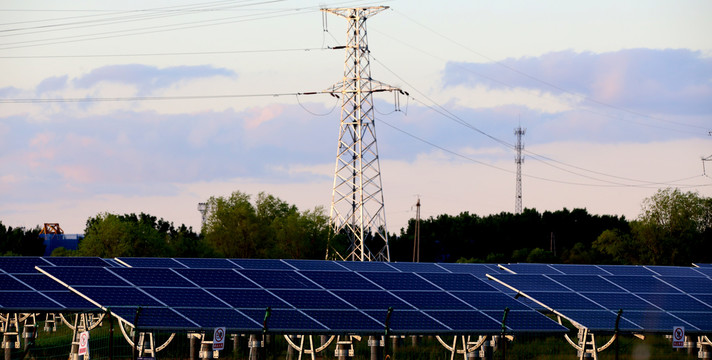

323,6,400,262
514,126,526,214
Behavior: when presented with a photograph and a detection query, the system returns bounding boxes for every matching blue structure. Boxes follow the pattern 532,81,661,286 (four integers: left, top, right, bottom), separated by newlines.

40,233,82,256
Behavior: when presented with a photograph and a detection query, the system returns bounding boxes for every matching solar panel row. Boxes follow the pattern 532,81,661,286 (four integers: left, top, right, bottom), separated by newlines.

37,266,566,335
487,273,712,333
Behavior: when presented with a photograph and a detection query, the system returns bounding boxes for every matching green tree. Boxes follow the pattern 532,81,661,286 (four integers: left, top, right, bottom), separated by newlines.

0,221,44,256
79,212,176,257
633,188,712,265
202,191,263,258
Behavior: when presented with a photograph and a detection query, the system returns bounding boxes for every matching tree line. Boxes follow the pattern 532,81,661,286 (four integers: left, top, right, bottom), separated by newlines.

1,188,710,266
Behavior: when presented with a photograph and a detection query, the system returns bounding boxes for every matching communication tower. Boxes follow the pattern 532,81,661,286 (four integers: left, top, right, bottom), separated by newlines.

323,6,402,262
514,126,526,214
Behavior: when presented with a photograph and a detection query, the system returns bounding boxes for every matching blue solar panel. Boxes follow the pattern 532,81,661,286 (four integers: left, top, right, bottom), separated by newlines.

282,259,344,271
418,273,497,291
44,257,115,267
488,274,570,292
387,262,449,273
526,291,605,310
0,291,61,309
365,310,448,332
483,310,572,332
597,265,654,276
644,266,705,277
178,308,260,329
0,257,53,273
621,311,692,332
231,259,293,270
116,257,186,268
143,288,227,308
547,275,622,292
0,274,32,290
359,272,439,291
501,263,562,275
240,309,327,332
671,312,712,332
112,307,198,328
304,310,382,332
299,270,380,290
173,268,258,289
692,268,712,277
110,268,193,287
427,310,501,332
237,269,319,289
14,274,66,290
452,292,531,311
177,258,238,269
559,310,642,332
435,263,502,277
40,266,124,286
580,292,660,311
549,264,610,275
694,263,712,268
43,291,96,309
335,261,398,272
330,290,414,310
603,275,681,294
209,289,291,309
72,286,163,307
270,290,353,310
393,291,471,310
635,293,712,312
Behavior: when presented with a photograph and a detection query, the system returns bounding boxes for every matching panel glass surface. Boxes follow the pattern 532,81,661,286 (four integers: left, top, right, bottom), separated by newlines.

0,291,60,309
110,268,194,287
304,310,382,332
452,291,530,311
359,272,439,291
501,264,561,275
483,310,571,332
231,259,293,270
426,310,500,332
282,260,344,271
525,291,605,310
174,268,258,289
387,263,449,273
177,258,238,269
435,263,501,277
580,292,660,311
392,291,471,310
558,310,642,332
334,261,398,272
14,274,67,290
547,275,622,292
143,287,227,308
635,293,712,312
418,273,497,291
658,276,712,294
209,289,291,309
603,276,681,294
597,265,654,276
240,309,327,332
116,257,186,268
549,264,610,275
489,274,570,292
621,311,694,332
237,269,319,289
644,266,705,277
365,310,448,332
72,286,163,307
178,308,260,329
0,257,52,273
45,257,115,267
112,307,198,328
0,274,31,290
269,289,353,310
40,266,125,286
330,290,414,310
299,270,380,290
670,312,712,332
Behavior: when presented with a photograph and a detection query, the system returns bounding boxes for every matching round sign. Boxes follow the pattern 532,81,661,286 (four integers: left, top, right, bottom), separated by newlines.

674,327,683,341
215,328,225,342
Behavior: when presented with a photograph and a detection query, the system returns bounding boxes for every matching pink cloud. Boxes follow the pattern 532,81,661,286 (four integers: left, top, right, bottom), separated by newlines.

244,105,284,129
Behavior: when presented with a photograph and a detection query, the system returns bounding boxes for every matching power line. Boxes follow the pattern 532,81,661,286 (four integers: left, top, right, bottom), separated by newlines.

0,47,329,59
390,9,708,133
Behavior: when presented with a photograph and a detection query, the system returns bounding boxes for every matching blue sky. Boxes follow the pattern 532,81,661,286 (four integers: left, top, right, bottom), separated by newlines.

1,0,710,234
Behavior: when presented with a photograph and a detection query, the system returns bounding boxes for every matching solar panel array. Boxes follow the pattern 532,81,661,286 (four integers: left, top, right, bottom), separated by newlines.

0,257,115,311
37,264,566,335
488,269,712,333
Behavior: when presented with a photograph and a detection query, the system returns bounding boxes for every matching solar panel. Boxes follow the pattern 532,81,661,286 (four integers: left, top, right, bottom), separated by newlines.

549,264,611,275
115,257,186,268
644,265,706,277
335,261,398,272
693,263,712,268
500,263,562,275
387,262,449,273
230,259,293,270
435,263,502,277
37,265,566,334
282,259,344,271
488,273,712,333
0,257,53,273
177,258,238,269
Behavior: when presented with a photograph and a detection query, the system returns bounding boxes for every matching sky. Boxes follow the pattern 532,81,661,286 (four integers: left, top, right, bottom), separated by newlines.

1,0,711,235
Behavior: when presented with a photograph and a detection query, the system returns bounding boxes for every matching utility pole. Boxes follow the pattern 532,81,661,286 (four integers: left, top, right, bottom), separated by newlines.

323,6,402,262
413,197,421,263
514,125,526,215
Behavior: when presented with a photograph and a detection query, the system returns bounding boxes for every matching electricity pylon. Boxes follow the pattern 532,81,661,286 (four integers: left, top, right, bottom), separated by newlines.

514,126,526,214
322,6,401,262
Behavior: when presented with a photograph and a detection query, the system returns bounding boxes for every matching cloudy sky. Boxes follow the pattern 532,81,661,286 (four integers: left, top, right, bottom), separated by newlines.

1,0,710,234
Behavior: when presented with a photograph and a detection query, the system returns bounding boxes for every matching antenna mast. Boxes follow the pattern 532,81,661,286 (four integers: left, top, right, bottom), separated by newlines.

323,6,400,262
514,125,526,215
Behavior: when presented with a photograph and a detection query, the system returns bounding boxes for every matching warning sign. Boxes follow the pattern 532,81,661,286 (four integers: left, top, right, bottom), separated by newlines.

672,326,685,348
78,331,90,357
213,327,226,351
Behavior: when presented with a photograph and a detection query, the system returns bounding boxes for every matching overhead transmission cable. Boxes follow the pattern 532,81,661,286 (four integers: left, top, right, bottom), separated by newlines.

390,9,707,133
369,55,709,189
